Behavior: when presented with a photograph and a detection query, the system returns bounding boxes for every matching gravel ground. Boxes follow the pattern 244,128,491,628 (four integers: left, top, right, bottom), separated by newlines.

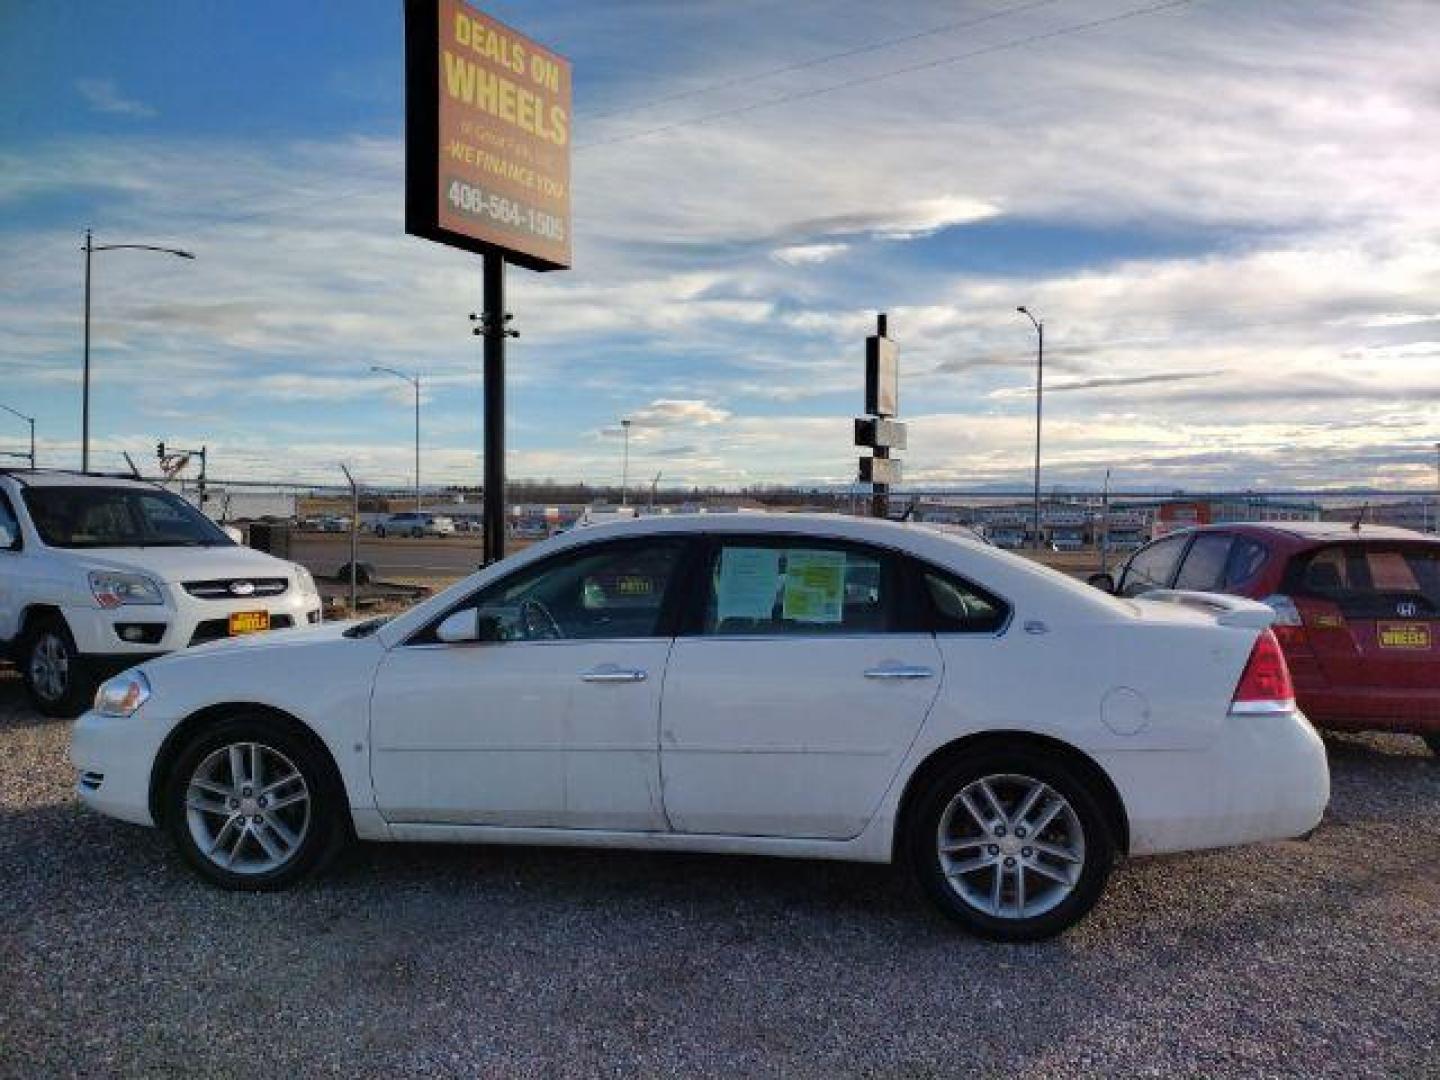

1,666,1436,1078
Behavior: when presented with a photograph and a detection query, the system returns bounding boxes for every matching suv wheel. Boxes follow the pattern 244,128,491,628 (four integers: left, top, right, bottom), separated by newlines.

21,616,93,718
374,525,386,538
163,714,347,890
907,749,1115,941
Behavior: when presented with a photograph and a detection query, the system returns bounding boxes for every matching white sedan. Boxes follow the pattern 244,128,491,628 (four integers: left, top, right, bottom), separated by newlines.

72,514,1328,940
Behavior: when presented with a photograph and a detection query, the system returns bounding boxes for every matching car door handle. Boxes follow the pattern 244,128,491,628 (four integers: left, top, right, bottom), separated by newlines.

863,665,935,679
580,664,648,683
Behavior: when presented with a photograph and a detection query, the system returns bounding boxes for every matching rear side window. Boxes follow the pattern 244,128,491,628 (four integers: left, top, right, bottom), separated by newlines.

1292,545,1440,618
701,540,897,636
920,566,1009,633
0,490,20,550
1119,534,1188,596
1173,533,1232,591
1224,537,1269,590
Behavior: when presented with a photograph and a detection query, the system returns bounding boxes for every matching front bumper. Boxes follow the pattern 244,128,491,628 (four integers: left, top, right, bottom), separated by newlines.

71,705,170,827
1097,709,1330,857
62,592,322,656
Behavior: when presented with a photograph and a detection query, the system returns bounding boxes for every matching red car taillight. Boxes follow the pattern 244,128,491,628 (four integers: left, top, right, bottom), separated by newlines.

1230,628,1296,715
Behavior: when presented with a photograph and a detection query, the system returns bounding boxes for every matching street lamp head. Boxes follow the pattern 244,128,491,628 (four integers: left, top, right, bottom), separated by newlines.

1016,305,1028,313
171,250,196,260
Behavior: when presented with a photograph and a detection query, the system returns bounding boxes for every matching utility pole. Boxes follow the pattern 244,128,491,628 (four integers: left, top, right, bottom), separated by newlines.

649,470,662,513
1099,467,1112,575
1017,306,1044,551
0,404,35,468
370,366,422,513
620,418,632,505
80,229,194,472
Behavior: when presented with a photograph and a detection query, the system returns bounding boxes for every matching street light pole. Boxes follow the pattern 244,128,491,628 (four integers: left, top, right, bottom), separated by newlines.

1017,306,1044,552
620,418,632,506
370,366,422,514
81,228,195,472
0,404,36,468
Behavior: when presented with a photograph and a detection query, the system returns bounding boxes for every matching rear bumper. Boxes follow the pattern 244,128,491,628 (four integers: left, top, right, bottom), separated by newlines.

1097,709,1330,857
1298,688,1440,735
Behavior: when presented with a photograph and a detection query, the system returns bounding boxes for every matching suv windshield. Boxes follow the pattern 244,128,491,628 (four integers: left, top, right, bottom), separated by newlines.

23,486,233,549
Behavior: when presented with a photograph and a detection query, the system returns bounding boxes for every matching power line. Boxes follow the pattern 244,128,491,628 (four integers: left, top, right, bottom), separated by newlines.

577,0,1196,150
581,0,1070,123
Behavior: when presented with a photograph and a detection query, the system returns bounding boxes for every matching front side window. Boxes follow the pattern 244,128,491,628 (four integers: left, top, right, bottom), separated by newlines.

450,539,684,642
701,540,894,636
22,487,231,549
1119,534,1188,597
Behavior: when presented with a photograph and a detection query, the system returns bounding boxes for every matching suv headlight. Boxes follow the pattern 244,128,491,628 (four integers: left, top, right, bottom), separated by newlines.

89,571,164,608
94,670,151,717
293,564,317,596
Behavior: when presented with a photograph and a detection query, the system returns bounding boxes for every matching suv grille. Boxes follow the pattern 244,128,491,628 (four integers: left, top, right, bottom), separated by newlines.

184,578,288,600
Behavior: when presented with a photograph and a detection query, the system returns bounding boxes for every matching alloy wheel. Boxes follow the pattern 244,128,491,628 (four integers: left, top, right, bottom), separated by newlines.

185,742,311,875
29,632,70,703
936,772,1086,920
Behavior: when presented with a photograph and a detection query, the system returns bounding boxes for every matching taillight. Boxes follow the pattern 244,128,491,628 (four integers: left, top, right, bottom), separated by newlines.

1261,594,1307,648
1230,628,1296,716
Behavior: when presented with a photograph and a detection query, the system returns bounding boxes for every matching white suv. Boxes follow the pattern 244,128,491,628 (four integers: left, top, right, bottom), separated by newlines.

373,512,455,538
0,470,323,716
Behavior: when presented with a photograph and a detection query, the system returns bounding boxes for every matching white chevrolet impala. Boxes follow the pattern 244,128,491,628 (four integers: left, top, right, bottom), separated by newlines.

72,514,1329,939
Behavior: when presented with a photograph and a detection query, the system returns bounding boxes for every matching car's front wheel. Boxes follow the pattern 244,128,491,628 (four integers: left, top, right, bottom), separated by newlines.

21,616,93,718
163,715,347,890
907,749,1115,941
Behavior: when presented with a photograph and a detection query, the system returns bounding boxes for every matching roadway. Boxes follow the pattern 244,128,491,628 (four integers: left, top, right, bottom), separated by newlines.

288,532,493,584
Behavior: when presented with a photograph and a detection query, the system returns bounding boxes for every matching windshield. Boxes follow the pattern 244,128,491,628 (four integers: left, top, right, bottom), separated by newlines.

23,486,233,549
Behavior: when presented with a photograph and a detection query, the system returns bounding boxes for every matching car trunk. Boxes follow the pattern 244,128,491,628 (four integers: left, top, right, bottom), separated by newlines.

1286,541,1440,692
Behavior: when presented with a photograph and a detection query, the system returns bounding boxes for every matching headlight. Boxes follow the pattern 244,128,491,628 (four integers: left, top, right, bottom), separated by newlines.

293,564,317,595
94,670,151,717
89,571,164,608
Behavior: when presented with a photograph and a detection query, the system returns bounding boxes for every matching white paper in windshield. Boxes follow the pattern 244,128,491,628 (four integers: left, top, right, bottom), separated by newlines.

716,547,782,621
782,549,846,624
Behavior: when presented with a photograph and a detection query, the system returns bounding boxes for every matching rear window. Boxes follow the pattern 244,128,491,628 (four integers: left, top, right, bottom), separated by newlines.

1291,544,1440,618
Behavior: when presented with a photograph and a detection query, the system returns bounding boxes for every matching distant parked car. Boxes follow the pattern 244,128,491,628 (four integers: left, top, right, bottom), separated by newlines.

1091,522,1440,755
374,513,455,538
72,513,1327,939
0,469,322,716
319,516,350,533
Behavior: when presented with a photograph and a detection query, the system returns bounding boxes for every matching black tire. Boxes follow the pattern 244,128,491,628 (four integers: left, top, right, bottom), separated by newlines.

162,713,348,891
1423,733,1440,758
906,748,1116,941
20,615,93,718
410,527,423,539
374,526,386,538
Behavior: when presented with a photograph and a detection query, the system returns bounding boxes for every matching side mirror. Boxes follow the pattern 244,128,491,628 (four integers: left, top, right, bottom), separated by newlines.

1087,572,1117,594
0,523,15,550
436,609,479,643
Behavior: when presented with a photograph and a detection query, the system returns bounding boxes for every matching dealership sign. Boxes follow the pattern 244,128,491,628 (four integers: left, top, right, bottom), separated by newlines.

404,0,572,270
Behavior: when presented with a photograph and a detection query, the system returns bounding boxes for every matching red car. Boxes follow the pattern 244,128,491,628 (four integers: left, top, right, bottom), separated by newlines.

1095,522,1440,755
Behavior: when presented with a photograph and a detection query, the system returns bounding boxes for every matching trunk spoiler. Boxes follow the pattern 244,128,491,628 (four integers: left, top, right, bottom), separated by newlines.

1138,590,1277,629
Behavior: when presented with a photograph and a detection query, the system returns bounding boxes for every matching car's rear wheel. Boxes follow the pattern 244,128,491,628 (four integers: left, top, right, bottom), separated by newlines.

411,526,423,538
908,749,1115,941
163,715,346,890
21,616,93,718
374,526,386,538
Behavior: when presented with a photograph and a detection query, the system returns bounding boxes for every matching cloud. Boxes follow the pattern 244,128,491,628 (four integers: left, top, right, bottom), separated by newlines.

988,371,1221,398
75,78,156,119
772,243,849,266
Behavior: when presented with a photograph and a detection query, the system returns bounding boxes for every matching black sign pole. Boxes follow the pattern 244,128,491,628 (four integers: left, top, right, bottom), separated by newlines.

482,251,506,565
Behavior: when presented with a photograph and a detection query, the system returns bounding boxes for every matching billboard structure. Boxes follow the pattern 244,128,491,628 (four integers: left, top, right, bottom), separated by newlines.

855,314,905,518
405,0,572,270
405,0,572,561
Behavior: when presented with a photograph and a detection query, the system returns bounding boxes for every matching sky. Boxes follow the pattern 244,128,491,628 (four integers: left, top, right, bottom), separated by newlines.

1,0,1438,494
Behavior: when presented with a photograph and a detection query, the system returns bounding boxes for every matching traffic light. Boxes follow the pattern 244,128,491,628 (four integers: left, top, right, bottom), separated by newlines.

156,441,166,460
